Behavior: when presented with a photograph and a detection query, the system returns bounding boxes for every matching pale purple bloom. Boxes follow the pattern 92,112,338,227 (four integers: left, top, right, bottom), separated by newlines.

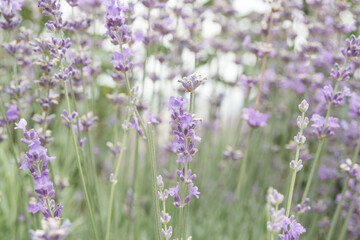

148,112,161,125
29,218,71,240
178,73,207,93
267,208,285,233
279,216,306,240
15,119,61,219
242,108,268,128
296,198,311,214
237,74,256,88
341,35,360,59
267,187,284,206
168,182,181,207
160,211,171,224
128,114,144,137
6,104,19,123
162,226,172,239
349,93,360,118
322,85,351,105
184,183,200,204
311,114,339,137
290,160,303,172
111,48,133,72
298,99,309,113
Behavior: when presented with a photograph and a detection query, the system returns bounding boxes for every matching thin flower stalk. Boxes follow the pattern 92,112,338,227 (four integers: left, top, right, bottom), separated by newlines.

234,129,253,200
326,134,360,240
301,61,346,202
105,114,131,240
285,100,309,217
147,123,162,240
62,80,99,240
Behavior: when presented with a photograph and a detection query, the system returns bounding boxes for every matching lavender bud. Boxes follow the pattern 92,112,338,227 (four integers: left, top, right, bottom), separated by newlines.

178,73,207,93
294,133,306,145
298,99,309,113
290,159,303,172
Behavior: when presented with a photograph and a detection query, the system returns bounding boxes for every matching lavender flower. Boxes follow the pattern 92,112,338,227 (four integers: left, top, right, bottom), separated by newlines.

349,93,360,118
242,108,268,128
0,0,24,29
15,119,62,219
311,114,340,137
267,187,284,206
341,35,360,59
6,104,19,123
29,218,71,240
322,85,350,105
178,73,207,93
167,95,201,207
111,48,133,72
278,216,306,240
296,198,311,215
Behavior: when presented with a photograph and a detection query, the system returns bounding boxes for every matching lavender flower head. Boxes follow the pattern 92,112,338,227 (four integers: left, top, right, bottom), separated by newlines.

167,96,201,207
242,108,268,128
112,48,133,72
15,119,62,219
6,104,19,124
341,35,360,59
311,114,340,137
178,73,207,93
0,0,24,29
278,216,306,240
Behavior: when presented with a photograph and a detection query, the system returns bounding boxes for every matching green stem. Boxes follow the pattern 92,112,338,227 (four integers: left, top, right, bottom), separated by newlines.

285,112,305,217
235,89,251,147
105,118,130,240
189,92,194,114
147,123,162,240
301,80,340,202
63,81,99,240
234,129,254,200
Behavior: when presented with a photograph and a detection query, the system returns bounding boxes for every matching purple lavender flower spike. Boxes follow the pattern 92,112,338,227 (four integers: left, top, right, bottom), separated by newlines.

15,118,63,220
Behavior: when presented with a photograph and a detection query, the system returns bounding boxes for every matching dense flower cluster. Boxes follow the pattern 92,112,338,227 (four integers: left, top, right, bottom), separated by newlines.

167,96,200,207
2,0,360,239
266,188,306,240
15,119,62,219
0,0,24,29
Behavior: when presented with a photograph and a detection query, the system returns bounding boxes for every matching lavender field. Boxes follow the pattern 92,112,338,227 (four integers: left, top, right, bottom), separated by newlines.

1,0,360,239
